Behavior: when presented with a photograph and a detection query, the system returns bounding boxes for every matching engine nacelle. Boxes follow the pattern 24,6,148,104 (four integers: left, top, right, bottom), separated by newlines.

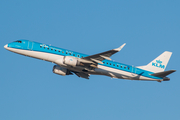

64,56,79,67
52,65,72,76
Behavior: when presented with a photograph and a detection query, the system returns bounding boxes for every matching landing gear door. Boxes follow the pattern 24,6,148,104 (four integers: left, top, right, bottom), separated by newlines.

27,41,34,50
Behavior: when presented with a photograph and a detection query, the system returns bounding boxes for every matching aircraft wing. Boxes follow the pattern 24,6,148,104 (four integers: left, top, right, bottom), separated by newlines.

82,43,126,64
74,72,90,79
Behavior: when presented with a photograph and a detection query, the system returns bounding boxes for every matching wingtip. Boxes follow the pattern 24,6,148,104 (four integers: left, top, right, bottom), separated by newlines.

171,70,176,72
114,43,126,51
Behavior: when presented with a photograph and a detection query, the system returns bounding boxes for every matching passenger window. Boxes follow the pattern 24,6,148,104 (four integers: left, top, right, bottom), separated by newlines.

73,54,75,56
55,50,57,51
77,55,80,57
69,53,71,55
58,50,60,52
44,47,46,49
47,48,49,50
121,66,122,68
51,49,53,50
113,64,115,66
40,46,42,48
110,63,111,65
117,65,119,67
62,51,64,53
107,62,108,64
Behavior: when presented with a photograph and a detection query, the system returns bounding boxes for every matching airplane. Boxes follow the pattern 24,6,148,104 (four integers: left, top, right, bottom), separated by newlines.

4,40,176,82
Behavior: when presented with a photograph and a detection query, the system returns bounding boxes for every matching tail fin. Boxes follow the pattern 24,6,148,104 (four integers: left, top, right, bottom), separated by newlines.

137,51,172,73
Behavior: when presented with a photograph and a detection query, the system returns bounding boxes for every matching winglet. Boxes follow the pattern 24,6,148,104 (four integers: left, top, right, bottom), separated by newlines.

113,43,126,51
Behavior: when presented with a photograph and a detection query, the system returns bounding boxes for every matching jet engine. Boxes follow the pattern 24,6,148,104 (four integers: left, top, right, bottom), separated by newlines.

63,56,80,67
52,65,72,76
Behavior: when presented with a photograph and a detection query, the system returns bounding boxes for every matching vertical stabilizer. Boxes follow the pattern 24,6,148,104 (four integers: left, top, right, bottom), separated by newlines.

137,51,172,73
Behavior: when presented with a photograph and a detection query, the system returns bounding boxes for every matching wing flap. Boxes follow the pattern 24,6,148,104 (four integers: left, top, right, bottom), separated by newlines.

74,72,90,79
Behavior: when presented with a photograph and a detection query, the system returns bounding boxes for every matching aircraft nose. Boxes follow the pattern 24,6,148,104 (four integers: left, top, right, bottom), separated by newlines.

4,44,8,49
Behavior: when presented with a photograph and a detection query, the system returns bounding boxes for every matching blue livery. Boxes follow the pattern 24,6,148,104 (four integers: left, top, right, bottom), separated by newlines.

4,40,176,82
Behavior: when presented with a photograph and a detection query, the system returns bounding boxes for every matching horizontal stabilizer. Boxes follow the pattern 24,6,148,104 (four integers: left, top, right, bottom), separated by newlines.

150,70,176,78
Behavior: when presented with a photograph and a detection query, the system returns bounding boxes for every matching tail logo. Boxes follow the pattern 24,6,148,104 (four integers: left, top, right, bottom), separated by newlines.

152,60,165,69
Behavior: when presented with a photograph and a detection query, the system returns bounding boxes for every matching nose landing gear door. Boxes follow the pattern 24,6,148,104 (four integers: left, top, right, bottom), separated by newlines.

28,41,34,50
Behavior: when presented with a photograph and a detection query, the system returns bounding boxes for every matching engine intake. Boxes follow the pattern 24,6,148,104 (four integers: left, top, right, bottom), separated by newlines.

52,65,72,76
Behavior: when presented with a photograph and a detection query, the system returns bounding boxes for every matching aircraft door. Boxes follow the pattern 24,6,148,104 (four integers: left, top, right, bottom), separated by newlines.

131,66,137,76
27,41,34,50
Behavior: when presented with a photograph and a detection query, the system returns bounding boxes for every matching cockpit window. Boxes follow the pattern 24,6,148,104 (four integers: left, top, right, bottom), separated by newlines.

15,40,22,43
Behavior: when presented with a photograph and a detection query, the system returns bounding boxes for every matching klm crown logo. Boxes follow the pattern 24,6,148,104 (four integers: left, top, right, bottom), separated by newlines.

152,60,165,69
